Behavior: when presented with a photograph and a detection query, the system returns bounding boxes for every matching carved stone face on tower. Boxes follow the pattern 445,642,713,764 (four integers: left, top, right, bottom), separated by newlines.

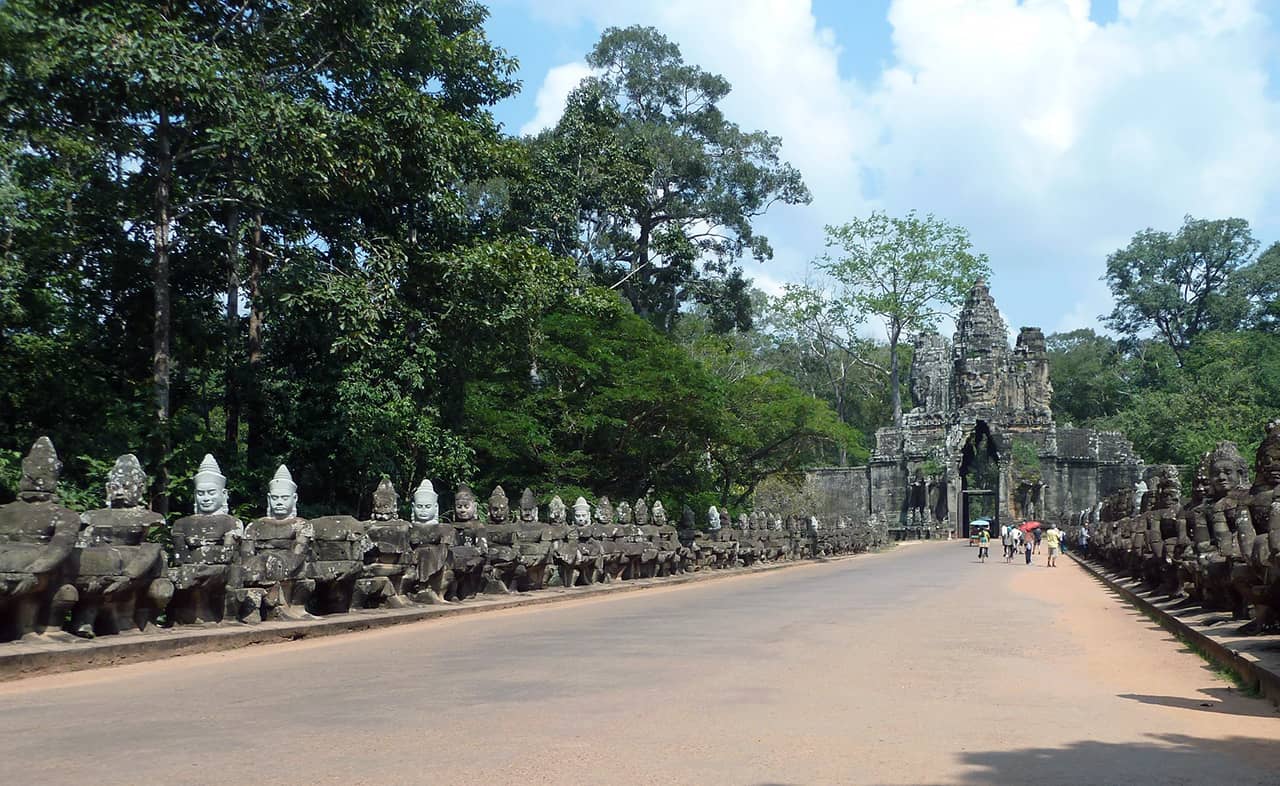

412,479,439,524
1207,442,1248,499
20,436,61,502
372,476,398,521
571,497,591,527
1255,420,1280,487
488,486,509,524
193,453,228,515
106,454,147,509
454,484,478,523
267,465,298,519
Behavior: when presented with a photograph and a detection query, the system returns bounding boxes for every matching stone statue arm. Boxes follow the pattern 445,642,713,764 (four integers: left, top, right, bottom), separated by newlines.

223,521,244,547
25,512,79,574
292,520,313,555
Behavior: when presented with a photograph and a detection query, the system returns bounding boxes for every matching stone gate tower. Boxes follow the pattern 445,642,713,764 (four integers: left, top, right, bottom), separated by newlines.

807,280,1144,537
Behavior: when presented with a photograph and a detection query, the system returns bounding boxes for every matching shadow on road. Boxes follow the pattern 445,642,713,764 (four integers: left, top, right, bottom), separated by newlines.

1118,688,1280,718
885,734,1279,785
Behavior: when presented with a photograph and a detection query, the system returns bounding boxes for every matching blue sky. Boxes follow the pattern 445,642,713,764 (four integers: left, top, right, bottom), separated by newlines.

482,0,1280,339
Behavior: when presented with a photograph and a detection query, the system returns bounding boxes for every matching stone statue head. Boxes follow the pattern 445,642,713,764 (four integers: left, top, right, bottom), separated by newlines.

518,488,539,523
372,476,398,521
106,453,147,509
193,453,229,515
411,479,439,525
454,483,478,523
707,505,720,530
616,501,632,526
267,464,298,519
488,485,509,525
1254,420,1280,488
719,508,732,530
681,506,695,529
594,496,614,526
809,515,821,531
1206,442,1248,499
773,515,784,531
549,495,566,525
571,497,591,527
1151,466,1181,510
1188,452,1211,507
652,500,668,527
737,512,750,530
19,436,61,502
634,499,649,527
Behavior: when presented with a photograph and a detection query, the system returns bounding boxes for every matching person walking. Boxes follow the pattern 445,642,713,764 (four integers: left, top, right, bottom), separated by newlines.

977,528,990,563
1001,525,1015,562
1045,523,1062,567
1033,527,1042,555
1024,535,1033,565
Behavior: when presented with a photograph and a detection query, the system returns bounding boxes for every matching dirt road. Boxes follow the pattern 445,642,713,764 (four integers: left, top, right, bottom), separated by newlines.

2,541,1277,784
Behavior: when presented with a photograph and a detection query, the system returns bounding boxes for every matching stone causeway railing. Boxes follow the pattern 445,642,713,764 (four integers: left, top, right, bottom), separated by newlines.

1,439,886,644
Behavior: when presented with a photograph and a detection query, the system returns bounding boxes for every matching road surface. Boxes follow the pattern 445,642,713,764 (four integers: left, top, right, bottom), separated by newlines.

2,541,1278,784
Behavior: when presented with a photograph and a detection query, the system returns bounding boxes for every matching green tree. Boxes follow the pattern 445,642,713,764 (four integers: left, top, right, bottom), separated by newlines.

1045,329,1130,425
518,25,810,332
819,211,990,425
1102,215,1261,361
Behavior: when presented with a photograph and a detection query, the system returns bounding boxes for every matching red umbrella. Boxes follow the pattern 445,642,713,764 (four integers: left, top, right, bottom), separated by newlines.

1019,521,1042,532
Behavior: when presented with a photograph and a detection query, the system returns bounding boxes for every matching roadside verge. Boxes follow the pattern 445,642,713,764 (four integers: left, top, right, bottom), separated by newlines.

1070,553,1280,708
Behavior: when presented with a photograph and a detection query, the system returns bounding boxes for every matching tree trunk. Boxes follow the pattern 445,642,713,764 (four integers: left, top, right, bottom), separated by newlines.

245,210,265,473
151,106,173,514
629,220,651,320
223,205,241,456
890,322,902,426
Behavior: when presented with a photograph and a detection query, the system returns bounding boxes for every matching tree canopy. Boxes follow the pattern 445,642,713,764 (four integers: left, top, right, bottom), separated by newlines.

513,25,811,333
818,211,991,424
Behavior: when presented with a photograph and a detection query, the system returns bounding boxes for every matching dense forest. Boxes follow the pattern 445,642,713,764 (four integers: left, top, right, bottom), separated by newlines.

0,3,873,518
2,3,1275,520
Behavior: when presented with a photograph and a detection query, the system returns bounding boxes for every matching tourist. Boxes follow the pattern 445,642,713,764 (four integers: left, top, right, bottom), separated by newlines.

1001,525,1015,562
1044,524,1062,567
1033,527,1042,554
977,528,990,563
1024,536,1033,565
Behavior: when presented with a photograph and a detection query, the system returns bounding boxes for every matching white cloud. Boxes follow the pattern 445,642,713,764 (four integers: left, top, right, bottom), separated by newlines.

519,61,595,136
512,0,1280,335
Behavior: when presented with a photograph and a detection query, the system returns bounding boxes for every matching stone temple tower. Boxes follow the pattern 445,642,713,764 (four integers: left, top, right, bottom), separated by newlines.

807,279,1145,541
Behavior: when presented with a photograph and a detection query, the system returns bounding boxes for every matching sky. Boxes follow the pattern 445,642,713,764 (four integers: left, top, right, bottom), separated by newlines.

482,0,1280,339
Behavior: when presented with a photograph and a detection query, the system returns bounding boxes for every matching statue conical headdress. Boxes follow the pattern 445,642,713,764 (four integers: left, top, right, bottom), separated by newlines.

489,485,508,507
413,478,438,503
572,496,590,514
616,501,633,525
455,483,475,502
194,453,226,488
549,495,567,524
19,436,61,499
270,464,297,493
634,499,649,527
595,496,614,524
520,487,537,509
372,476,398,518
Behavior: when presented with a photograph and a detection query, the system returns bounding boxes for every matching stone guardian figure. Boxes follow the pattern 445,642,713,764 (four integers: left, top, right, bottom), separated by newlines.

169,454,243,625
0,437,80,641
70,454,173,637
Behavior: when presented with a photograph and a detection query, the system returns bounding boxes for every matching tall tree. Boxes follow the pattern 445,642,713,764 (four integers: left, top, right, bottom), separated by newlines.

516,25,810,332
819,211,990,425
1102,215,1260,360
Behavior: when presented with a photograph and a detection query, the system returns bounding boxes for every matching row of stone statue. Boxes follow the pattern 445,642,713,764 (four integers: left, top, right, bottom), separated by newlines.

0,438,880,642
1069,419,1280,635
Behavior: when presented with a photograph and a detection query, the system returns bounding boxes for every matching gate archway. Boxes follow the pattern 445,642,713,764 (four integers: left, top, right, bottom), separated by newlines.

959,421,1000,538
